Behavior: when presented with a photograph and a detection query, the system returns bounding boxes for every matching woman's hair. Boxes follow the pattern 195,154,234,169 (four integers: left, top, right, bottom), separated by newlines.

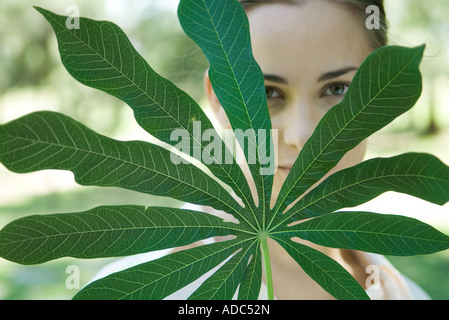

238,0,388,49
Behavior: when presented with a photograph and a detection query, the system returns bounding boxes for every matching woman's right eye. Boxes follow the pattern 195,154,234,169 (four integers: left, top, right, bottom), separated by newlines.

266,87,282,99
265,86,286,114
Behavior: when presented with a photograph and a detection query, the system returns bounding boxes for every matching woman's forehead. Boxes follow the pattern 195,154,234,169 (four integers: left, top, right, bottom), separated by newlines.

246,1,372,79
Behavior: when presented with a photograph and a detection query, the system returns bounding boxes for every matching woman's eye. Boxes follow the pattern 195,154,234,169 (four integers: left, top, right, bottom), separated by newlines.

323,83,349,97
265,86,286,114
266,87,283,99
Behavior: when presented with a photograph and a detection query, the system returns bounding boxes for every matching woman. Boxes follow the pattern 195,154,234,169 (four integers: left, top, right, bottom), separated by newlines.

96,0,429,299
202,0,429,299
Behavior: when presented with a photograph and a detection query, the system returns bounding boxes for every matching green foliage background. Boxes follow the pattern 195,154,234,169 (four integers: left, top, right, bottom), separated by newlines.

0,0,448,299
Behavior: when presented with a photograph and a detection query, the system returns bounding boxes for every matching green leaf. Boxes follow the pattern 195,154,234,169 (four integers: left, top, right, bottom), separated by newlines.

188,240,257,300
0,205,245,265
280,153,449,223
73,238,254,300
178,0,274,221
0,111,252,226
272,45,425,216
273,235,370,300
287,211,449,256
237,242,262,300
33,6,256,220
0,1,446,302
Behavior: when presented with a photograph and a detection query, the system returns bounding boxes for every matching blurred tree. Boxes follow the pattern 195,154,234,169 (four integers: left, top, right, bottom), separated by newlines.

125,2,208,103
394,0,449,134
0,1,105,90
0,0,207,139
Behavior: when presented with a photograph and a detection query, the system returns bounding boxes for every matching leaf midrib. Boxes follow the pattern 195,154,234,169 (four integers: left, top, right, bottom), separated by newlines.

1,222,248,246
277,224,447,245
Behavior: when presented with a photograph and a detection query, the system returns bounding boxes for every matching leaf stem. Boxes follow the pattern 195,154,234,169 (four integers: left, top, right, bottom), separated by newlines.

260,236,274,300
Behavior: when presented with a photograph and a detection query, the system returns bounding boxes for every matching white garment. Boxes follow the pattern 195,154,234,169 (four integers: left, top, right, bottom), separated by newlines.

352,250,430,300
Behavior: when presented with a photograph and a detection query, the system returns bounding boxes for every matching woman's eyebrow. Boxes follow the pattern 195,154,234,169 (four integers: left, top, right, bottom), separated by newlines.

264,74,288,85
317,66,358,83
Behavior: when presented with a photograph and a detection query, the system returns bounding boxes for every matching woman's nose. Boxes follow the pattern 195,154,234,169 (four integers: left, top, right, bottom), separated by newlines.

282,104,315,152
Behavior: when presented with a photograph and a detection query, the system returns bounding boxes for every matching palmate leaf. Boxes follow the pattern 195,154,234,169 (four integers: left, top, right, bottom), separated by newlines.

1,0,449,302
33,6,257,221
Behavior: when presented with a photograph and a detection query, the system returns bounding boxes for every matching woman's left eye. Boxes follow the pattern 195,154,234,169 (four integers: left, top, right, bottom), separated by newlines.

323,83,349,97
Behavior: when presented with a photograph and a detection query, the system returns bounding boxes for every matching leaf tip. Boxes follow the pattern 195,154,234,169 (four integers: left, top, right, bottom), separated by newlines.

415,43,426,57
33,5,60,22
33,5,46,15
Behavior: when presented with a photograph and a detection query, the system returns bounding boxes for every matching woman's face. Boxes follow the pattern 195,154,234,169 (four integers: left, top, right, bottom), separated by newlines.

207,0,373,201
